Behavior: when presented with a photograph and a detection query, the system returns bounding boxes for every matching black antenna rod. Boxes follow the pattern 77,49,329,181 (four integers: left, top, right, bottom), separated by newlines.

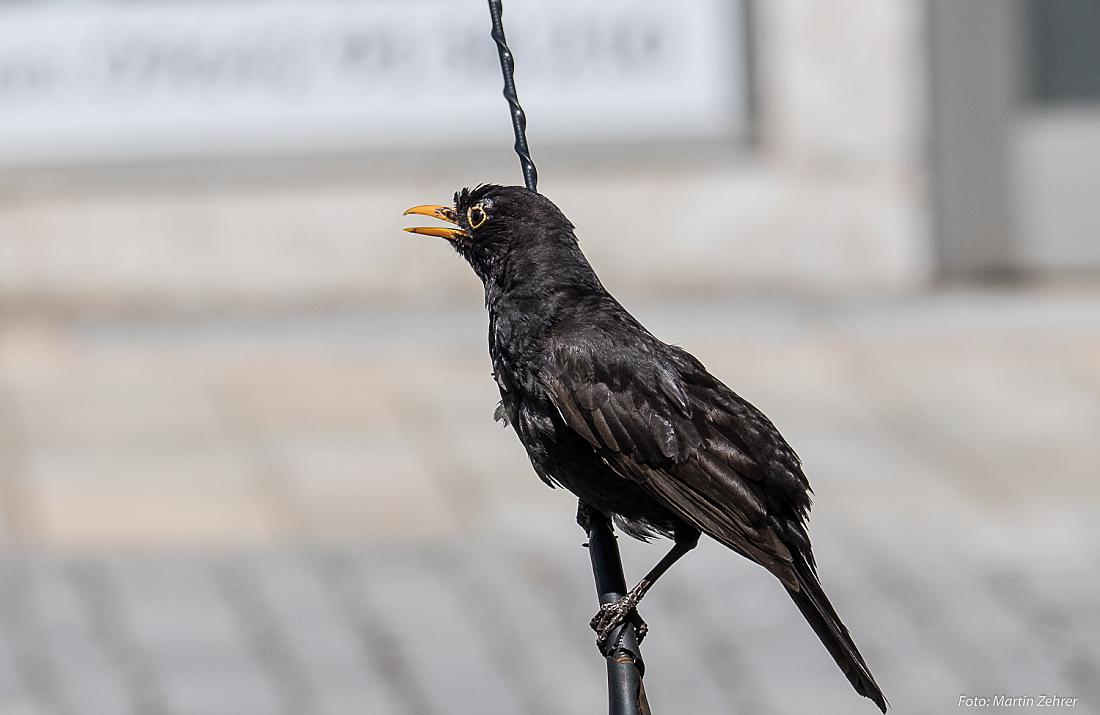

487,0,538,192
587,512,651,715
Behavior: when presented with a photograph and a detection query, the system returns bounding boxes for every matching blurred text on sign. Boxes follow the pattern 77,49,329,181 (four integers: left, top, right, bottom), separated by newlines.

0,0,747,167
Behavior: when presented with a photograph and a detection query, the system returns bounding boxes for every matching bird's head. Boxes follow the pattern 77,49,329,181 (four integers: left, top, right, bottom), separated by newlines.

404,184,578,283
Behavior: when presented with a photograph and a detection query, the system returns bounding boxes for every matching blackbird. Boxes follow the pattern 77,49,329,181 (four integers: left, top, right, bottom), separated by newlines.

405,185,887,712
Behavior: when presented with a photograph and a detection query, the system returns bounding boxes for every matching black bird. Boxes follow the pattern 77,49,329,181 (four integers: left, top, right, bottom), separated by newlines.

405,185,887,712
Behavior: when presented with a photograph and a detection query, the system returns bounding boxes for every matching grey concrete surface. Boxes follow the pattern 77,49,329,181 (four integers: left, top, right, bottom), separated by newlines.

0,289,1098,714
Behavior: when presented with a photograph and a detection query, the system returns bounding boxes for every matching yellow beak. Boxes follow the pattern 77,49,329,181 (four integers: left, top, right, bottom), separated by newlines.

403,205,468,240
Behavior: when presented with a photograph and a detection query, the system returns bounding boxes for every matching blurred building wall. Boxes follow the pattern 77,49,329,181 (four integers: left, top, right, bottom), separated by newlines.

0,1,930,315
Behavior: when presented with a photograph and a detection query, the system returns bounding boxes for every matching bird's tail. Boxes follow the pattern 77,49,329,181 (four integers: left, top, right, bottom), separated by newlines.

785,557,888,713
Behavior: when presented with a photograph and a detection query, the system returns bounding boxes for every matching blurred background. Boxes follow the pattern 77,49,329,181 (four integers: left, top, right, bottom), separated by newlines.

0,1,1098,713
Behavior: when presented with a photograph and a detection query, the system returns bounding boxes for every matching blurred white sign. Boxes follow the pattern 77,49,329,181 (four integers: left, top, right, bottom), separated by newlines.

0,0,747,167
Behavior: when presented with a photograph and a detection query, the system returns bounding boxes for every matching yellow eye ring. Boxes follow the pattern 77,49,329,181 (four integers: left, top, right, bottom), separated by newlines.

467,204,488,229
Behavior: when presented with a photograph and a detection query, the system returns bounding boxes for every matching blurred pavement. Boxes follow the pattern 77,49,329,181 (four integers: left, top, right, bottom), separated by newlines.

1,288,1098,715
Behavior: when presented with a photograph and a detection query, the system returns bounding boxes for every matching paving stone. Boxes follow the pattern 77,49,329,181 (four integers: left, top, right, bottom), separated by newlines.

107,557,287,715
985,546,1100,708
355,549,532,715
836,551,965,711
460,542,605,715
28,561,136,715
0,559,137,715
0,563,35,715
245,552,403,715
683,546,859,715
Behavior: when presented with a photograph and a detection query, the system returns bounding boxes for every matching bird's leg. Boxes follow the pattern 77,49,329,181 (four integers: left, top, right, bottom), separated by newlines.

576,500,598,533
590,531,700,648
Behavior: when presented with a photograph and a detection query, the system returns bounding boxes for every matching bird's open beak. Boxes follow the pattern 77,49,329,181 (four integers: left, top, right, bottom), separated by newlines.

403,205,468,240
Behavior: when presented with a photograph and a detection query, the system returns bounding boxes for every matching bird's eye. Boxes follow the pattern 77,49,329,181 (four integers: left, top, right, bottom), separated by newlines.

467,204,488,229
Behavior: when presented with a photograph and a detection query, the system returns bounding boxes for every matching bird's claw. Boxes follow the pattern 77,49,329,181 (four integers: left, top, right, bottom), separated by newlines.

590,595,647,651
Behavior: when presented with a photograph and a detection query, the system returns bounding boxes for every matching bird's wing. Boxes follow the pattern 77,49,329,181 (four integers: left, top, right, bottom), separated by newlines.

541,336,810,588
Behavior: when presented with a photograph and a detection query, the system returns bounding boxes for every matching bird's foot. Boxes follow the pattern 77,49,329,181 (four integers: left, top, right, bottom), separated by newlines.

590,593,647,651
